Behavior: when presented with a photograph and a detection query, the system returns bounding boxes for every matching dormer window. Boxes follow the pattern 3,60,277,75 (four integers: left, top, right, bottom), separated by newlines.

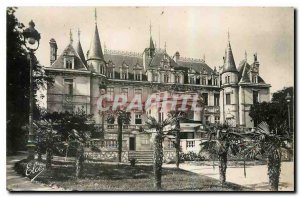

134,70,142,81
189,76,195,84
213,77,218,86
120,63,129,80
252,74,258,83
64,56,74,69
175,75,180,83
108,68,115,79
202,76,207,85
153,72,158,82
164,73,169,83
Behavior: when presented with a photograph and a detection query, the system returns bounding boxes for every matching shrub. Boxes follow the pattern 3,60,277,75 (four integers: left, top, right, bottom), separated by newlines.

180,151,205,161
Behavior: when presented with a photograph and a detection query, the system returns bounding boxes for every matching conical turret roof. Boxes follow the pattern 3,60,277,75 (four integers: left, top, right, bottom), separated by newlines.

76,35,86,64
222,41,238,74
150,36,155,49
88,24,104,60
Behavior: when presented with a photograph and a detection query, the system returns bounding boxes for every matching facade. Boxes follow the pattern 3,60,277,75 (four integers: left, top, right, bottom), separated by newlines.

45,12,271,158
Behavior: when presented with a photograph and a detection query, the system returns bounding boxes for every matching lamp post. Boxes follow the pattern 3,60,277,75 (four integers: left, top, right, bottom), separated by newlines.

285,92,291,134
22,20,41,160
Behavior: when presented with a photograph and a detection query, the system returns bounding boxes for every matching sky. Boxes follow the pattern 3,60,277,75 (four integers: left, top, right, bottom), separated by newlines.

15,7,294,93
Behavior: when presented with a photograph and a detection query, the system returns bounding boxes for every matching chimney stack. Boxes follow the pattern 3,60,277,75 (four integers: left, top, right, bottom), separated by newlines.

174,51,180,62
49,38,58,65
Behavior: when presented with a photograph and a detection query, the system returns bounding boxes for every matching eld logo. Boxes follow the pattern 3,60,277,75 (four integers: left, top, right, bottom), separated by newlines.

25,160,46,182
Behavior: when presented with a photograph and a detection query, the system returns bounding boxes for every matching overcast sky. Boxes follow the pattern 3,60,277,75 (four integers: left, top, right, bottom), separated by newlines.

15,7,294,93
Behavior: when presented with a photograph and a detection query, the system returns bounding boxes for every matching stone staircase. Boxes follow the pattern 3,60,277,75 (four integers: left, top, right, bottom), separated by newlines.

129,151,153,164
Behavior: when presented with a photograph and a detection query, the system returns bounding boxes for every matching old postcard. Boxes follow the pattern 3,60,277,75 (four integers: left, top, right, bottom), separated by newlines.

6,7,294,192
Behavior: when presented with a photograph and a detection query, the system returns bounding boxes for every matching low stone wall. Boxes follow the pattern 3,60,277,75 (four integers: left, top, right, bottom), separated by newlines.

84,151,129,163
84,150,176,163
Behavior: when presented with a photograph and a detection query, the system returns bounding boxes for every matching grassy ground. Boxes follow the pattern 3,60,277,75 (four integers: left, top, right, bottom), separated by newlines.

30,160,246,191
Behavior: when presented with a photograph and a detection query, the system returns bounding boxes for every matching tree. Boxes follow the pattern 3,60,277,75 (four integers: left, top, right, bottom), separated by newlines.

36,109,95,178
243,122,291,191
115,110,131,162
250,87,294,136
168,110,186,168
7,7,53,154
145,116,172,190
199,124,242,185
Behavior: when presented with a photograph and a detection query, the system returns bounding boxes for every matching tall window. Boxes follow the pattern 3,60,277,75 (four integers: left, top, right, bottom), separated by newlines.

225,76,231,84
135,114,142,124
64,79,73,95
253,91,259,104
226,93,231,105
121,88,128,98
202,93,208,105
158,112,164,122
164,74,169,83
214,93,220,106
215,116,220,124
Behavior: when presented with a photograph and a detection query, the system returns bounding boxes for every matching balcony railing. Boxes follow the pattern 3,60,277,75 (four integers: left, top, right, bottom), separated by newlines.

104,124,143,130
204,106,220,114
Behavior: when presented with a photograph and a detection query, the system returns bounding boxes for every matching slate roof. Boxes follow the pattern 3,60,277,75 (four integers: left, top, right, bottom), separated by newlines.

76,40,86,65
222,41,238,74
51,43,87,70
87,24,104,61
238,59,266,84
103,51,147,81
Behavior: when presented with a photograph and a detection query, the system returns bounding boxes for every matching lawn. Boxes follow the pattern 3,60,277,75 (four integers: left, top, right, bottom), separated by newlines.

29,160,246,191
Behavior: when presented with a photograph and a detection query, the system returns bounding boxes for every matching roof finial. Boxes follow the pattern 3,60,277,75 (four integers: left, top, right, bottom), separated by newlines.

203,54,206,62
150,20,152,37
164,41,167,51
94,8,97,25
78,28,81,41
159,24,161,49
227,28,230,42
69,29,73,44
245,50,247,61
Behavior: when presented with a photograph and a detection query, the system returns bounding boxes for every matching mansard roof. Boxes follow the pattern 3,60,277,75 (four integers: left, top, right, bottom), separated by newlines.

51,43,87,70
176,58,214,75
103,49,147,80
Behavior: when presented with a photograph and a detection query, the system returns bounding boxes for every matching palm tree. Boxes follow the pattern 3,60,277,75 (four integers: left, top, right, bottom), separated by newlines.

145,116,172,190
243,122,291,191
168,110,186,168
199,123,242,185
115,110,131,162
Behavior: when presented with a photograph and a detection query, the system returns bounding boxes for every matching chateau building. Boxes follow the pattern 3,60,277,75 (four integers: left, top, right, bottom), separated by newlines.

45,12,271,157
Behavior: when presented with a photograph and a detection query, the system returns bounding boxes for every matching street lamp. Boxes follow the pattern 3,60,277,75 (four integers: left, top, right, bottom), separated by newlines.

23,20,41,160
285,92,291,134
